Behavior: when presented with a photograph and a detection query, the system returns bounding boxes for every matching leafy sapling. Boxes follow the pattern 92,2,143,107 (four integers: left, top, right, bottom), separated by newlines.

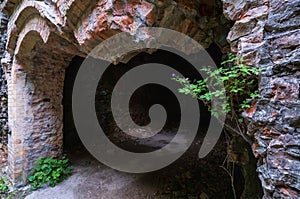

172,54,263,144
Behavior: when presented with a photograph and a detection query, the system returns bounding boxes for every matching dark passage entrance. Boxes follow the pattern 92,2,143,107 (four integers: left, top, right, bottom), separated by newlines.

62,45,248,198
63,56,84,149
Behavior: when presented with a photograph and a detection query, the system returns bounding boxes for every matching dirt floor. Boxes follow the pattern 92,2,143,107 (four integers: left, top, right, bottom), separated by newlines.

0,125,240,199
22,129,238,199
25,150,164,199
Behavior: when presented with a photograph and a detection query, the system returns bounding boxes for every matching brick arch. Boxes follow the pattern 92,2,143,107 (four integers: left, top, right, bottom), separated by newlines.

5,1,157,185
72,0,156,52
15,17,50,61
6,1,63,56
7,11,74,186
2,0,234,188
64,0,98,30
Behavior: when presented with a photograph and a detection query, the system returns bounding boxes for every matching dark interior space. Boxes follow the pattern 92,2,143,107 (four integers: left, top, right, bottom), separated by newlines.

63,56,84,149
62,44,247,198
95,48,213,153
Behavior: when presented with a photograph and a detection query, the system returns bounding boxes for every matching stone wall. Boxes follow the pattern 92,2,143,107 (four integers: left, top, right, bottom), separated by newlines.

223,0,300,198
0,11,8,165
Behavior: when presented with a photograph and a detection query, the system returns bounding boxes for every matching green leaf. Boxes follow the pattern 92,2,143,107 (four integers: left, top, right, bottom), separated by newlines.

28,157,72,190
172,53,261,124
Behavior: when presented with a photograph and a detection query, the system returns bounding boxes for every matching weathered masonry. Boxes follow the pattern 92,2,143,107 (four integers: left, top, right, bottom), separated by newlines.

0,0,299,198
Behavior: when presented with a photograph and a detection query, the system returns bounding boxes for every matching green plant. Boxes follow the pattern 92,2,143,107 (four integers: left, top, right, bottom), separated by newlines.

28,156,72,190
173,54,263,143
0,177,9,193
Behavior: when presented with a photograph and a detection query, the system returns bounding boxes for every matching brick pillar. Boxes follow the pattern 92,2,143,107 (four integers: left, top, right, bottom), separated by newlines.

7,48,71,186
7,61,27,186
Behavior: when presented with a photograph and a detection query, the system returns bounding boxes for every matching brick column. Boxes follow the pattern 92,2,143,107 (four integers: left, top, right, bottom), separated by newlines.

7,61,27,186
7,47,71,186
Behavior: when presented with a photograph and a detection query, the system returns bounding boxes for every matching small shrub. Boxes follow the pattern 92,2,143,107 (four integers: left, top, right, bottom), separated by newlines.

172,54,263,143
0,177,9,193
28,156,72,190
173,54,262,118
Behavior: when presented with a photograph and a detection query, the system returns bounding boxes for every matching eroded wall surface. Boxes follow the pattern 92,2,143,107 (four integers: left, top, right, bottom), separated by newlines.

223,0,300,198
0,11,8,166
